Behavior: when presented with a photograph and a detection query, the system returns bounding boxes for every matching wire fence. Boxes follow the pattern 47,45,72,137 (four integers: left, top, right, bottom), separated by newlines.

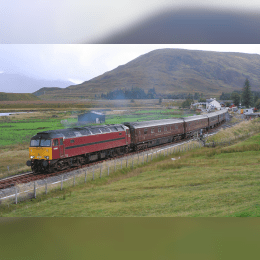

0,163,30,179
0,140,203,205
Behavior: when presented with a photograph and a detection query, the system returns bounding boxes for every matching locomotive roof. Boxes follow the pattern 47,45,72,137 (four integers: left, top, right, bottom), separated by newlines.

32,124,127,139
123,118,184,129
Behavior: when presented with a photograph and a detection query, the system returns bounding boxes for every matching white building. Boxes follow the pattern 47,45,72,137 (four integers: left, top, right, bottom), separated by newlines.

206,98,221,111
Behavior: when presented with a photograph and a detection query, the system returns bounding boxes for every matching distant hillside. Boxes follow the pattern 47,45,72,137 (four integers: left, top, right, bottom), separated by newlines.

0,92,40,101
63,49,260,97
0,73,73,94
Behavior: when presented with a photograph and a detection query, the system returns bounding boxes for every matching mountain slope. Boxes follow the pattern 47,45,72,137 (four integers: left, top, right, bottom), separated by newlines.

65,49,260,96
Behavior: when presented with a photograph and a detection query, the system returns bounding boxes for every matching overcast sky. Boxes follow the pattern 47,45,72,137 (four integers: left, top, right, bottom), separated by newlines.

1,44,260,92
1,1,260,43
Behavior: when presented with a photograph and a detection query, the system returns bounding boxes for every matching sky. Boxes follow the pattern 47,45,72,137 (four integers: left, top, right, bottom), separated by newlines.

1,44,260,91
1,1,260,43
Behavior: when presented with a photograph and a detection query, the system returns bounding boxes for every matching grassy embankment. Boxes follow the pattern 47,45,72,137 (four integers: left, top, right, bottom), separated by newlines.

1,118,260,217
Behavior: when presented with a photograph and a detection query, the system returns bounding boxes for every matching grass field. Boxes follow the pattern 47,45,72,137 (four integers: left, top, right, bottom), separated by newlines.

1,130,260,217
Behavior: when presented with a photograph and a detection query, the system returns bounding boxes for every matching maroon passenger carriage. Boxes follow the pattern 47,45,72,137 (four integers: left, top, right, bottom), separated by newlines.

124,118,185,151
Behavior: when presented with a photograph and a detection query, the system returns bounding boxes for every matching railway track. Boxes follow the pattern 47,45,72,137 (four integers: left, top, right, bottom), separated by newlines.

0,119,235,190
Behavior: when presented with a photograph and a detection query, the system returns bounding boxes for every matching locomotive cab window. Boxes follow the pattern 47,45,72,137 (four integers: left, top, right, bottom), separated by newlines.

70,139,74,144
144,128,147,134
60,139,63,145
30,139,40,147
40,139,51,147
53,139,59,146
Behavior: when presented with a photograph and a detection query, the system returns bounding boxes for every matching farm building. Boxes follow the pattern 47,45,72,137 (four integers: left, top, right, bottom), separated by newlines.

78,111,105,124
206,98,221,111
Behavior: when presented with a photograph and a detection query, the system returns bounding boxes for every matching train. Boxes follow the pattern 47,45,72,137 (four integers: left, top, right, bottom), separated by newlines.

26,109,228,173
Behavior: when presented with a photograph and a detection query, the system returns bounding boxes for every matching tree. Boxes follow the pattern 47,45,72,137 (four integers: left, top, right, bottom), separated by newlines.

253,94,259,106
198,98,206,102
182,98,193,108
241,78,253,108
255,100,260,110
231,92,240,106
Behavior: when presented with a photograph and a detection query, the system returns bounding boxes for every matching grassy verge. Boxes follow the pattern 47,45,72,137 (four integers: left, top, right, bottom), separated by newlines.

1,131,260,217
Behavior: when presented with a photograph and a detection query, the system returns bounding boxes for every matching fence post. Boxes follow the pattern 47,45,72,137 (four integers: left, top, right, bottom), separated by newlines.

34,181,36,199
121,159,122,169
92,167,95,180
164,149,165,156
156,150,158,158
151,152,153,161
167,148,168,156
61,175,63,190
132,157,134,169
138,154,139,164
108,165,110,176
143,153,144,164
146,152,148,163
114,160,116,172
45,181,47,195
126,158,128,168
73,172,75,186
100,165,102,178
7,166,9,172
85,170,87,183
15,185,18,204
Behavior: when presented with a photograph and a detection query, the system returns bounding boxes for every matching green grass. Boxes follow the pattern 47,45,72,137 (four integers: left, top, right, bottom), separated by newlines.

1,133,260,217
0,118,65,147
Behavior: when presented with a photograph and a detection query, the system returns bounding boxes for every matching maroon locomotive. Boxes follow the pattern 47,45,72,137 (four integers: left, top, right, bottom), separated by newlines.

27,124,130,173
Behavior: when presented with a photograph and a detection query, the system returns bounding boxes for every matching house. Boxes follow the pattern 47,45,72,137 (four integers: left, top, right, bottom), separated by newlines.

206,98,221,111
78,111,105,124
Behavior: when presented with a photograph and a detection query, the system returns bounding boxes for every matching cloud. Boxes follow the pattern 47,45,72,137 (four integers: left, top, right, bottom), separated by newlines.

1,1,260,43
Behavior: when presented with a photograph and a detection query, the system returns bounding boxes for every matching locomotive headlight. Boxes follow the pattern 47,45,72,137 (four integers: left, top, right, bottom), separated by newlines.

44,156,49,160
30,156,35,159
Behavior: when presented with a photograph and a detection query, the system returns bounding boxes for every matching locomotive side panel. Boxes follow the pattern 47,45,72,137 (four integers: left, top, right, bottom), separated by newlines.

64,130,127,158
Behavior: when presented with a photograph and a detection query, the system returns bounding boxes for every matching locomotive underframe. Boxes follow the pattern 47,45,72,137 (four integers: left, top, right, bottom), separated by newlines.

30,145,129,174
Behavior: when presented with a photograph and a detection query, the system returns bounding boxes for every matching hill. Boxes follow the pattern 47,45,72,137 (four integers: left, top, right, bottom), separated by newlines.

0,92,40,101
57,49,260,98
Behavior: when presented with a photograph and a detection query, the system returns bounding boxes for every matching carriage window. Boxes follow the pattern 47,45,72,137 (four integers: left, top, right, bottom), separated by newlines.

151,128,154,133
60,139,63,145
53,139,59,146
139,131,141,135
158,127,161,132
70,139,74,144
175,125,178,129
170,126,172,130
144,128,147,134
164,126,167,131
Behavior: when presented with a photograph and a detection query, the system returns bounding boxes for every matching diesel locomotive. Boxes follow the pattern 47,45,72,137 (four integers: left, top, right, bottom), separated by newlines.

26,109,228,173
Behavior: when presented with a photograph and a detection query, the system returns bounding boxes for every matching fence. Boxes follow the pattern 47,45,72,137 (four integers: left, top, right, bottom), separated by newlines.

0,141,204,205
0,163,30,179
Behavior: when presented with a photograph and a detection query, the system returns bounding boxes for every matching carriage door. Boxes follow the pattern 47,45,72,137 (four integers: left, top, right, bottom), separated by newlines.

59,138,65,157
